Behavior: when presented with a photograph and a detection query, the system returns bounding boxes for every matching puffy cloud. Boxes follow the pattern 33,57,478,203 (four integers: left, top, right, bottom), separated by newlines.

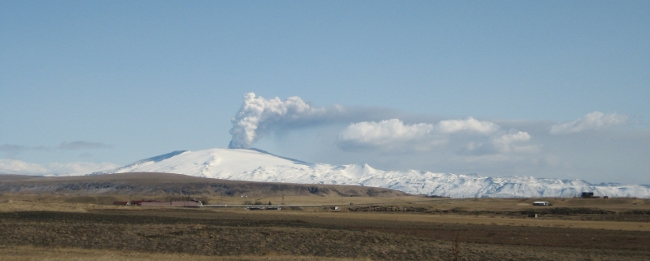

339,119,434,142
338,117,539,156
0,159,119,175
339,117,499,147
436,117,499,134
550,111,627,134
338,119,441,151
228,93,345,149
491,131,538,153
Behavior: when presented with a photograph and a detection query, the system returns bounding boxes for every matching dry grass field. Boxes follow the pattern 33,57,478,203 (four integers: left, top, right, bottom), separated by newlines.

1,173,650,260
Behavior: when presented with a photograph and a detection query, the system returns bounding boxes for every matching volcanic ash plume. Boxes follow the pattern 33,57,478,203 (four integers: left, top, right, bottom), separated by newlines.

228,93,341,149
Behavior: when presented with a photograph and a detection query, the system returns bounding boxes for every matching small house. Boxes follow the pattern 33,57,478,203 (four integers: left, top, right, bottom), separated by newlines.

581,192,598,198
130,200,160,206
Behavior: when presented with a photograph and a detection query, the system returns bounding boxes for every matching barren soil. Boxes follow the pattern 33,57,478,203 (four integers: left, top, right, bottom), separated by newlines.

1,207,649,261
1,173,649,260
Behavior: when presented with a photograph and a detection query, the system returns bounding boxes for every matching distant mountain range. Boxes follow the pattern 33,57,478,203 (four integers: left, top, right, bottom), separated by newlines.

92,148,650,198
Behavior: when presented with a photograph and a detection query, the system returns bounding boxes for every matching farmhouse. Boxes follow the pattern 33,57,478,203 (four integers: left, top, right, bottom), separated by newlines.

139,201,202,207
581,192,600,198
115,199,203,207
130,200,160,206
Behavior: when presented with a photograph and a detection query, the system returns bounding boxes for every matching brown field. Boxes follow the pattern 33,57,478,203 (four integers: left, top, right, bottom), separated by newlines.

1,173,650,260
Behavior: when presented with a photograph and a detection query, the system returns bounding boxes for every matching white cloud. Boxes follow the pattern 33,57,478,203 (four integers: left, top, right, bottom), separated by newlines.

0,159,119,175
339,119,434,142
338,119,440,151
436,117,499,134
491,131,539,154
550,111,627,134
338,117,540,157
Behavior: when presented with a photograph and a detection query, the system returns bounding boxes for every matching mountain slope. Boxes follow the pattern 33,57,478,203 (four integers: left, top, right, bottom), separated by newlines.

0,172,407,197
95,148,650,198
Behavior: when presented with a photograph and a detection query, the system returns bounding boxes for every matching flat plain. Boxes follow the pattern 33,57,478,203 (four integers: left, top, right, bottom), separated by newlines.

1,173,649,260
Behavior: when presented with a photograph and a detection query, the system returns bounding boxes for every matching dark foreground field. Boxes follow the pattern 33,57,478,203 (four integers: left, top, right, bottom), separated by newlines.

1,208,649,261
1,173,649,260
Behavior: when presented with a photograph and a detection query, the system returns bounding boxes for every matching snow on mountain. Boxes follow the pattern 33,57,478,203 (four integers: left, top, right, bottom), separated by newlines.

94,148,650,198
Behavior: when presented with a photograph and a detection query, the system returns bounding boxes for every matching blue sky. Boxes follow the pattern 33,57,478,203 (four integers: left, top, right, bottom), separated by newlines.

1,1,649,184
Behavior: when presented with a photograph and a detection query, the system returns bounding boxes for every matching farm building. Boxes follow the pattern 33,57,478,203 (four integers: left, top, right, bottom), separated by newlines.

581,192,600,198
140,201,202,207
533,201,551,206
130,200,161,206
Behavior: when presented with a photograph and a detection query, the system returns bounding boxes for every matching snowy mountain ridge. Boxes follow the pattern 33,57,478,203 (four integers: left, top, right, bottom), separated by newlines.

94,148,650,198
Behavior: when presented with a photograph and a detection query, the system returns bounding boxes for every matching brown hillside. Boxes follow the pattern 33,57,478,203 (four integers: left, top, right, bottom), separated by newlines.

0,172,409,198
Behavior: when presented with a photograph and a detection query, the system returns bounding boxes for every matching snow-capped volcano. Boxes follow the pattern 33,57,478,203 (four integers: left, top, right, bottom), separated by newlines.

95,148,650,198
